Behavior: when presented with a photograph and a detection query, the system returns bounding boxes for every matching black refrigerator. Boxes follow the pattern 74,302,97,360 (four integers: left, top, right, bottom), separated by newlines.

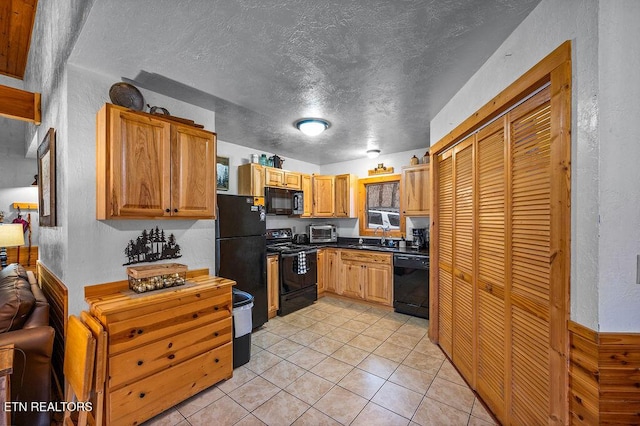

215,194,268,329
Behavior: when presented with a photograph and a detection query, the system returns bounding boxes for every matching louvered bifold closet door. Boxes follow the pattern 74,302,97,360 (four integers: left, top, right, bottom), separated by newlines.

476,119,507,422
508,87,552,425
437,150,454,357
452,136,475,382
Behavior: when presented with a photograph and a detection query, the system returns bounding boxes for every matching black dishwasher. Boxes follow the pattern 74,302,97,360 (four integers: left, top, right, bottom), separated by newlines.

393,253,429,319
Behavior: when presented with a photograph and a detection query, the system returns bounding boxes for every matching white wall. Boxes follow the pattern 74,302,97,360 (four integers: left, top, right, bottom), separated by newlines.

597,0,640,331
430,0,639,332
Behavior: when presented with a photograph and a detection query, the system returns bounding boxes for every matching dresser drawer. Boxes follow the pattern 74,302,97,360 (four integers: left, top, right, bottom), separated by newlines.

108,316,232,389
108,341,233,425
107,292,231,355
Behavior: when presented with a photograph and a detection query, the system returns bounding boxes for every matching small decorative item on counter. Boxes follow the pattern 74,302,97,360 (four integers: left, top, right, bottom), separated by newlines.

259,154,268,166
127,263,188,294
251,154,259,163
422,151,430,164
410,155,419,165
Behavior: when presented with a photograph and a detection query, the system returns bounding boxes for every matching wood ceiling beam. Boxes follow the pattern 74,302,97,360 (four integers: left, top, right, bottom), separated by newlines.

0,84,41,123
0,0,38,79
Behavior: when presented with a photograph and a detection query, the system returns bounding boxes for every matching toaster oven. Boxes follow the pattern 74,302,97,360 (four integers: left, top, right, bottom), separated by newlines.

308,224,337,243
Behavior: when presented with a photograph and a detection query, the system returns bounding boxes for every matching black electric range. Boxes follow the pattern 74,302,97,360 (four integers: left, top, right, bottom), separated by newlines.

266,228,318,315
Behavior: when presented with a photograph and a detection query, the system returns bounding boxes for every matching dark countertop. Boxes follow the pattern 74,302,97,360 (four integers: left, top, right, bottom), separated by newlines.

311,238,429,257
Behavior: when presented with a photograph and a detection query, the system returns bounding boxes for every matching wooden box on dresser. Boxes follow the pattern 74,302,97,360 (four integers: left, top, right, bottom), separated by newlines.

84,270,234,425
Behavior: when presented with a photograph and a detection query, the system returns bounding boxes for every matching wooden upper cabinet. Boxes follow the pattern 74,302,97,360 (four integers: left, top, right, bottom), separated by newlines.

265,167,285,187
265,167,302,190
284,171,301,190
171,125,216,217
312,175,335,217
401,163,430,216
238,164,265,197
96,103,216,219
335,174,357,218
300,174,313,217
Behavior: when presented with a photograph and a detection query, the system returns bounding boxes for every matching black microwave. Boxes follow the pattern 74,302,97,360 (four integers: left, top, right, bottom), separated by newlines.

265,187,294,215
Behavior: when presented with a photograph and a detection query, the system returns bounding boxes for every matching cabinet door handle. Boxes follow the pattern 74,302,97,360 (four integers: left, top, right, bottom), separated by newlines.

173,208,178,213
137,360,143,366
214,332,219,337
214,358,220,363
139,392,146,399
165,208,170,213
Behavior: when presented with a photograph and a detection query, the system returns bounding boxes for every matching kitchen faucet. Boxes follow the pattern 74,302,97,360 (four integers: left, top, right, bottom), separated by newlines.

375,226,389,246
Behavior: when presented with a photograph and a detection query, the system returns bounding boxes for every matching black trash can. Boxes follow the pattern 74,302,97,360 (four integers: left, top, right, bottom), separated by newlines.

232,288,254,368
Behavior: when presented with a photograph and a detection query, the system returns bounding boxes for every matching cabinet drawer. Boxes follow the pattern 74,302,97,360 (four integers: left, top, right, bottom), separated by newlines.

108,342,233,425
109,317,232,388
107,292,231,355
340,250,392,265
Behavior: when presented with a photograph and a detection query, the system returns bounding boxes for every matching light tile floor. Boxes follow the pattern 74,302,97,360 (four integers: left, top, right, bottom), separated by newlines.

143,296,498,426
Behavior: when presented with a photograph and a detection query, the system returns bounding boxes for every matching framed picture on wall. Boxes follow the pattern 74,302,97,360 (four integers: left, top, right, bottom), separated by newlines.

216,156,229,191
37,128,57,227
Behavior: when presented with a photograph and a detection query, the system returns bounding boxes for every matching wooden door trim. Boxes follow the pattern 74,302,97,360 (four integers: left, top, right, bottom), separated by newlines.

429,41,572,425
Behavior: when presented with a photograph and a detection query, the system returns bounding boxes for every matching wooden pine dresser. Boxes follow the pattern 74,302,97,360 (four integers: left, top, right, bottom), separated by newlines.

84,270,234,425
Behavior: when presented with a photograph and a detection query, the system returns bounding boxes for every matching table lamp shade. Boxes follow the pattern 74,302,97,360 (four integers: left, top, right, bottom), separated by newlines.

0,224,25,247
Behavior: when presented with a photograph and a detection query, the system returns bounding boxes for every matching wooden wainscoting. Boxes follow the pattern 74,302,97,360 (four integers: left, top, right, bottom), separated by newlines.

569,320,640,424
568,321,600,424
5,245,38,274
37,261,68,400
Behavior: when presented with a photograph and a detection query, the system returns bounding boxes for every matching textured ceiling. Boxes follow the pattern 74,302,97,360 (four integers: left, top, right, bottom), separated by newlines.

68,0,541,164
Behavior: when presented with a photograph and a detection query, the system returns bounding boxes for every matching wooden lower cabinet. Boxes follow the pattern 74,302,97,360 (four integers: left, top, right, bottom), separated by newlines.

85,274,235,426
317,249,326,294
364,263,392,305
324,249,341,294
326,250,392,306
340,258,365,299
267,254,279,318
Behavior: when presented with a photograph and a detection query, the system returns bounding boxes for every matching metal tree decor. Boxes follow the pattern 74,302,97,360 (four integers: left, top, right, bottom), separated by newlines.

123,226,182,266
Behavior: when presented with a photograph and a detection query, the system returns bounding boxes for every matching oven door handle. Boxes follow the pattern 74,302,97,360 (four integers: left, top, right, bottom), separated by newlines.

280,250,317,258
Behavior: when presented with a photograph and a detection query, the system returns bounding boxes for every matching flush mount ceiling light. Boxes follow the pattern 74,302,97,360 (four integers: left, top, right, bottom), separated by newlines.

295,118,330,136
367,149,381,158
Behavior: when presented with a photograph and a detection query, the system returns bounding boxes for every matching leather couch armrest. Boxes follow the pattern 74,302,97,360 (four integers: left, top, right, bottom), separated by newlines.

0,326,54,426
0,326,54,358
